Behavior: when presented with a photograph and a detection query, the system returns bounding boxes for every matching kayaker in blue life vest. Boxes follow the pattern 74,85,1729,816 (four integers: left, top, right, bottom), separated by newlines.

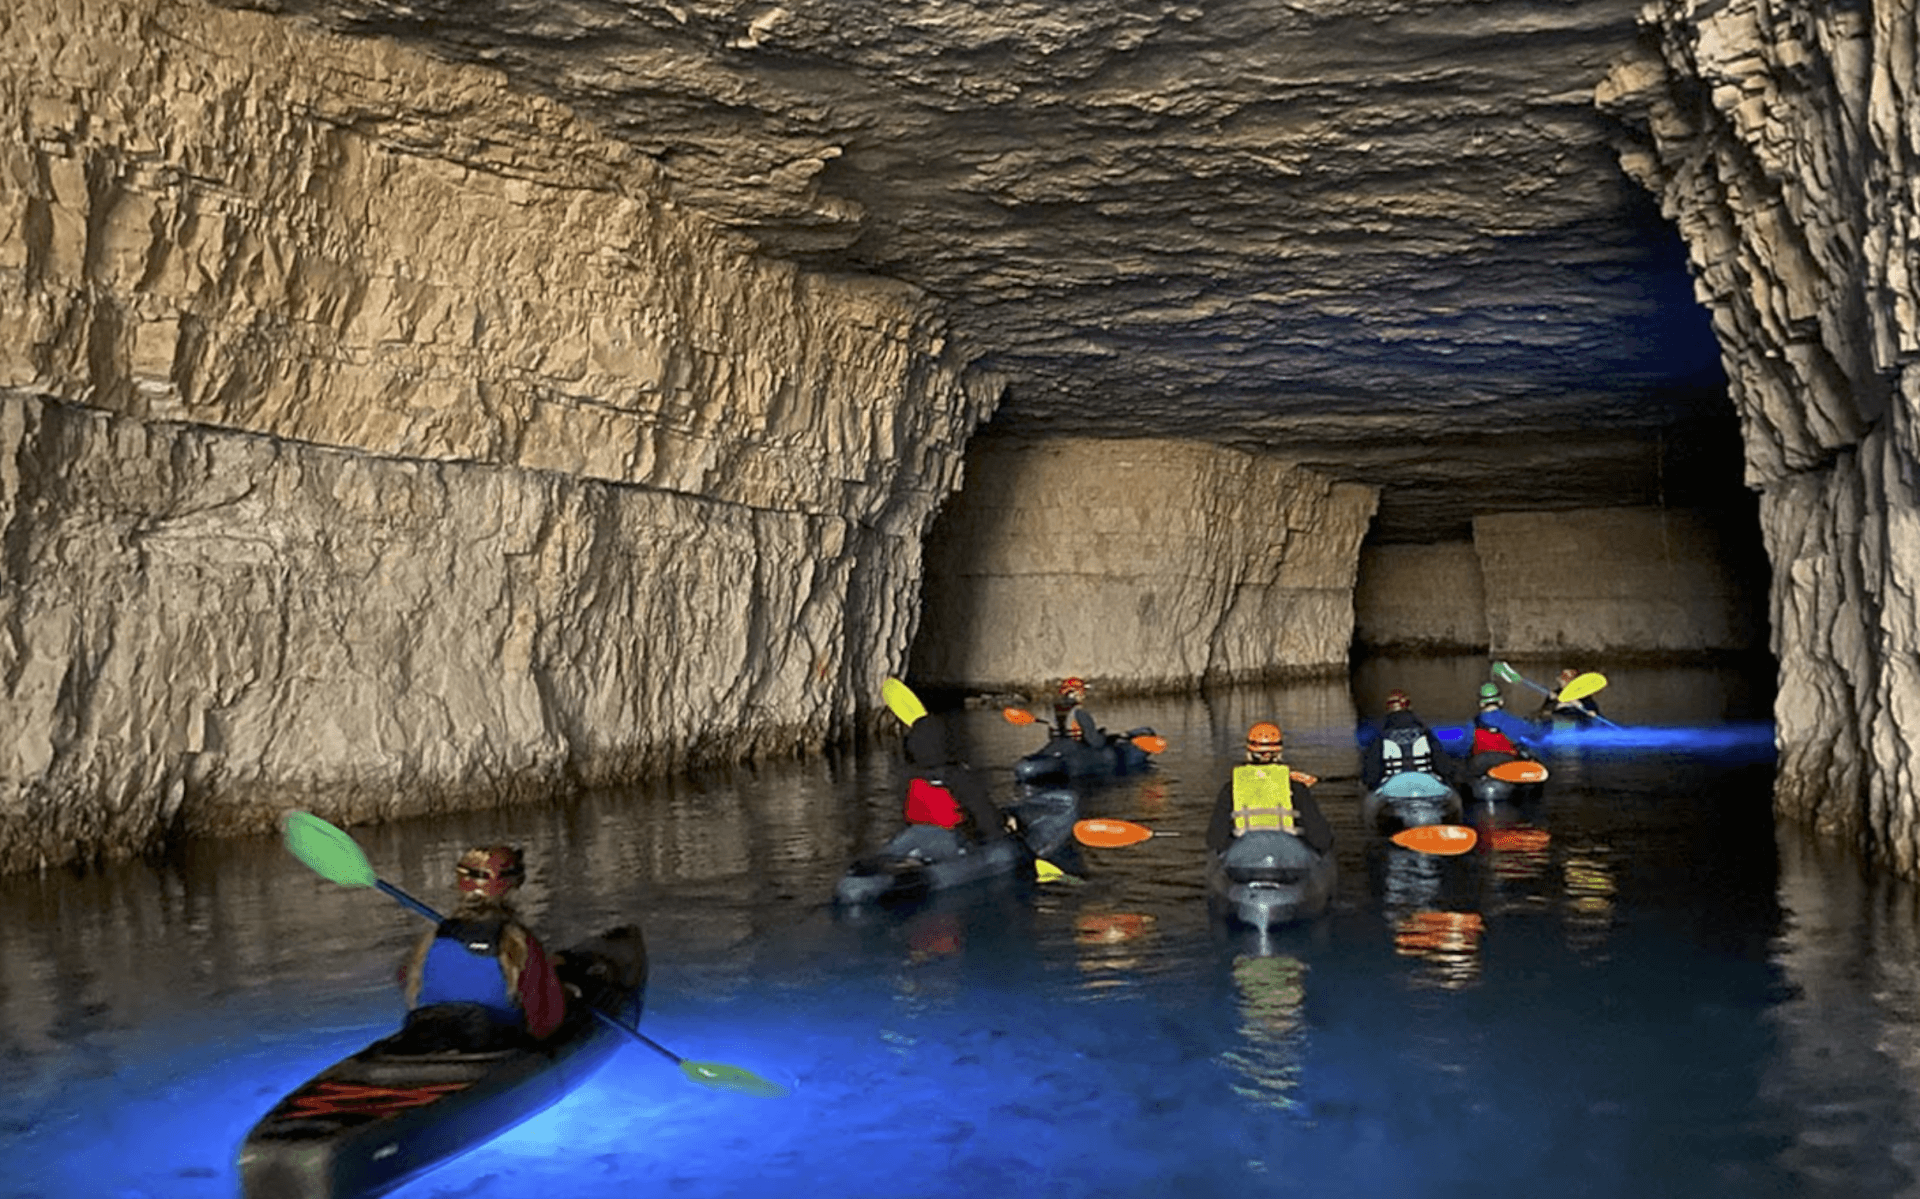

1207,721,1334,855
394,845,567,1053
904,712,1010,843
1536,667,1604,723
1360,689,1454,790
1050,676,1108,749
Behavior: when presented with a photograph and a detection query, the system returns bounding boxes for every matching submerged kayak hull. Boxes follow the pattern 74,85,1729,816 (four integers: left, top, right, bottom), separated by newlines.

237,927,647,1199
1011,729,1156,785
1207,829,1337,930
834,789,1078,906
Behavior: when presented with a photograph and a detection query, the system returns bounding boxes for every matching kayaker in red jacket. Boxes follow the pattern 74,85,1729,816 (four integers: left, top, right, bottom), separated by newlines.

903,713,1009,843
395,845,568,1052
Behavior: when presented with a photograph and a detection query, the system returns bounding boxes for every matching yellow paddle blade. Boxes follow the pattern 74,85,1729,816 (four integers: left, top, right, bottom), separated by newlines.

1390,824,1478,855
1557,672,1607,703
882,677,927,726
1034,858,1065,882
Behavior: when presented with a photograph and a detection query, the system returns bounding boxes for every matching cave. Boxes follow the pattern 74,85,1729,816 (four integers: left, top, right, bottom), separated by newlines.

1,0,1914,880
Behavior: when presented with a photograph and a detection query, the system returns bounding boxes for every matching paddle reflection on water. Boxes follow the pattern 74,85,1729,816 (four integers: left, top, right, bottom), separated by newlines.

13,659,1920,1198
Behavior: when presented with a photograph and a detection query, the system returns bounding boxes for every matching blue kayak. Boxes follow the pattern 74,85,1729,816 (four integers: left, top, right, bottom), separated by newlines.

1012,729,1157,785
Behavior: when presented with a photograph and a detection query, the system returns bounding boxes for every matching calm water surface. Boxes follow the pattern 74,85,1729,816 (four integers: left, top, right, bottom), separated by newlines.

5,661,1919,1198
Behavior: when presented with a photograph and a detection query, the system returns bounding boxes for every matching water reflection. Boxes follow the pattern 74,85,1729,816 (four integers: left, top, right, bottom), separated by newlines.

1221,949,1310,1111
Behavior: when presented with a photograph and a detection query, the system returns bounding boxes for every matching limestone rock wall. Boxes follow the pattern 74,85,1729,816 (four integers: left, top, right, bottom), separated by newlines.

1600,1,1920,867
1352,542,1490,653
0,0,995,871
1475,507,1769,657
909,438,1378,695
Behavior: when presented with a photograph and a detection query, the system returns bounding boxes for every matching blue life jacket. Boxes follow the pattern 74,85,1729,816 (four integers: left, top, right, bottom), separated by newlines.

415,916,518,1022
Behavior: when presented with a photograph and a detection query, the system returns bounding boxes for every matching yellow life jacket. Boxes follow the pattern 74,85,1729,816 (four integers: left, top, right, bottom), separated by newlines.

1231,764,1297,834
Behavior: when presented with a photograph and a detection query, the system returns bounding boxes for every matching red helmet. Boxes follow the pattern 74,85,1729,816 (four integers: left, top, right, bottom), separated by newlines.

1246,721,1284,759
1057,677,1087,703
456,845,525,899
1385,689,1410,712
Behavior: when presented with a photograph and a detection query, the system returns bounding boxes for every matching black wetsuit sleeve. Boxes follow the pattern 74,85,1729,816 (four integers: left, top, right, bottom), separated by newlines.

1207,780,1236,853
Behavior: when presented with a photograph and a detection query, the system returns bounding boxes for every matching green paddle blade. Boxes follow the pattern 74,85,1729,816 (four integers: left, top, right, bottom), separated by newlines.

882,677,927,726
681,1059,790,1098
283,810,379,888
1491,661,1522,684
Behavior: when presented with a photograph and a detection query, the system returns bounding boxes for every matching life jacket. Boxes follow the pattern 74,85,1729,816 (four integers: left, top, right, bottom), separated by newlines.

905,776,965,829
1230,764,1298,835
1381,726,1434,776
1471,726,1518,756
415,915,518,1021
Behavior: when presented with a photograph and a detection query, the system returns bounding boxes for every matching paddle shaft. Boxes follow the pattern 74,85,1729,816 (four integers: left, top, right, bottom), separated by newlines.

376,879,685,1068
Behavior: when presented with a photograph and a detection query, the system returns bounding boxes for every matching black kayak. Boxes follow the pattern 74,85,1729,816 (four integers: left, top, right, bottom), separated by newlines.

1465,751,1547,805
1207,829,1338,930
834,788,1079,906
237,926,647,1199
1011,729,1157,785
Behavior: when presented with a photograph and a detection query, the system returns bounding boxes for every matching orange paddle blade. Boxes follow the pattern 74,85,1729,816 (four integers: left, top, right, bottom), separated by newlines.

1130,734,1168,754
1487,759,1548,784
1289,770,1320,787
1390,824,1478,855
1073,818,1155,848
1003,707,1038,725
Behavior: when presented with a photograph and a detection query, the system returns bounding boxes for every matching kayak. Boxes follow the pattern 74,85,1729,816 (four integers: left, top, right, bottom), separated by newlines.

237,926,647,1199
1011,728,1157,785
1361,770,1463,832
1465,753,1546,805
1207,829,1337,930
833,788,1078,906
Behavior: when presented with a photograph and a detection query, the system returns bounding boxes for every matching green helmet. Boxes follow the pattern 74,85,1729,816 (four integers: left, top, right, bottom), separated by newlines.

1478,682,1503,706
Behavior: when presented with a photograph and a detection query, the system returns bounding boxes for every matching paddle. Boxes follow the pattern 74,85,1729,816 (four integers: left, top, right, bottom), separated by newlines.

1390,824,1478,855
1001,706,1168,754
1486,758,1549,784
282,811,787,1098
1073,818,1178,848
883,677,927,726
1491,661,1553,697
1491,663,1623,729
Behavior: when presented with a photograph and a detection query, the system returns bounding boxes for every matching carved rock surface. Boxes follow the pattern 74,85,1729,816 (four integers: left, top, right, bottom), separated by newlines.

0,0,994,870
1601,0,1920,870
911,438,1377,693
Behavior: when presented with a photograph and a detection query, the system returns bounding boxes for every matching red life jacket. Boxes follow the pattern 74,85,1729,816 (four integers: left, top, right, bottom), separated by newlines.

905,777,965,828
1472,726,1518,756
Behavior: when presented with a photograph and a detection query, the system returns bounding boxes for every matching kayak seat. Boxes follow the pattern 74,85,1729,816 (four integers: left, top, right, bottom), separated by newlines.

1228,864,1310,886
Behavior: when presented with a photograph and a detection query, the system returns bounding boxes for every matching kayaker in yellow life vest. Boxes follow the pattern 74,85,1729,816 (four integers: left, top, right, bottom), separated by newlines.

1206,722,1335,855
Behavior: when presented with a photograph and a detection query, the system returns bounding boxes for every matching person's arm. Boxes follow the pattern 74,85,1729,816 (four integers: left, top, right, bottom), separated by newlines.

1207,780,1235,853
1074,707,1106,749
1296,787,1335,854
399,926,435,1009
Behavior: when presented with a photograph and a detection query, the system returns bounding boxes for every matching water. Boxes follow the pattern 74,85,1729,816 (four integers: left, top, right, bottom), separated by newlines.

5,660,1919,1198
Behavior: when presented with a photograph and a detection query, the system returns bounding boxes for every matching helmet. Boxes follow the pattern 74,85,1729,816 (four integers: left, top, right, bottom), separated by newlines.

1478,682,1503,707
1057,677,1087,703
1557,668,1579,685
1246,721,1284,759
1385,689,1410,712
456,845,525,899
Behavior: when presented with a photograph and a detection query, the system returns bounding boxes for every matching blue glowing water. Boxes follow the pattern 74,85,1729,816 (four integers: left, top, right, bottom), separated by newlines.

5,662,1919,1198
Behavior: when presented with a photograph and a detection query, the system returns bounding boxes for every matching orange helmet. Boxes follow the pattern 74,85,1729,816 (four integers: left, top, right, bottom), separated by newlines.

1057,677,1087,703
456,845,525,900
1246,721,1284,758
1385,689,1410,712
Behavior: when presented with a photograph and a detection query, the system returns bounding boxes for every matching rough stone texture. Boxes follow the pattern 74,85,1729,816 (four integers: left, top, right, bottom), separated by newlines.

1352,541,1490,652
910,438,1377,693
1601,0,1920,868
208,0,1741,543
0,0,996,870
1475,507,1770,657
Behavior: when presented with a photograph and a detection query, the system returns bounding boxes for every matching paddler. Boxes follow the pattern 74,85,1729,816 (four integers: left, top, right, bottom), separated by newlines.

1206,721,1334,855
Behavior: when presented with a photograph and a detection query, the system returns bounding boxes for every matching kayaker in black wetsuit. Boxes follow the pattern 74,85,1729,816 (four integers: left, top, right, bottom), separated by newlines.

1536,668,1604,722
394,845,567,1053
1050,676,1108,748
1360,689,1454,790
1207,721,1333,854
903,713,1009,843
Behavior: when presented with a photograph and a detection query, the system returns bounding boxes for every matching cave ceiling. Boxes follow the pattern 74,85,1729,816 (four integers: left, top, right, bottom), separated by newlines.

228,0,1737,541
